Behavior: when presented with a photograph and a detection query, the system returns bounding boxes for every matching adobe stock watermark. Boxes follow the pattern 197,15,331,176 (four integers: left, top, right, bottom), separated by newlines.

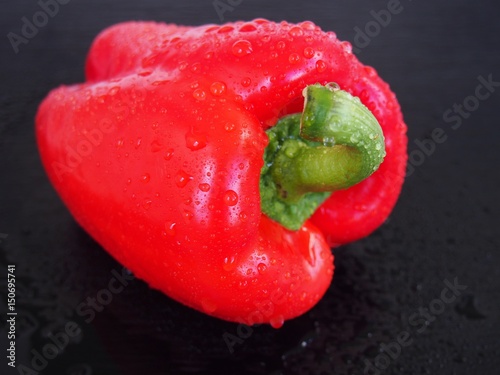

15,267,134,375
406,73,499,177
361,278,467,375
7,0,71,54
222,286,287,354
75,267,135,323
352,0,412,54
213,0,243,22
50,82,154,182
51,117,116,182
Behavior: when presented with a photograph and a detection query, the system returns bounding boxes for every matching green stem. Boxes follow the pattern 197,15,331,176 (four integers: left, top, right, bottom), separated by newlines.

260,83,386,230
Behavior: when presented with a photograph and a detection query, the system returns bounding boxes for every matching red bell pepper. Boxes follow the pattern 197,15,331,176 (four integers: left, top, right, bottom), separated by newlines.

36,19,407,326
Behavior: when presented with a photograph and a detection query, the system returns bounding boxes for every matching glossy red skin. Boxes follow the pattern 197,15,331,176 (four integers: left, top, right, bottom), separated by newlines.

36,19,406,325
85,19,407,246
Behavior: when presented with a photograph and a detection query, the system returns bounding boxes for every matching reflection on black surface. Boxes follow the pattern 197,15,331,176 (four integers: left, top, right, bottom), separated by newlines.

4,220,404,375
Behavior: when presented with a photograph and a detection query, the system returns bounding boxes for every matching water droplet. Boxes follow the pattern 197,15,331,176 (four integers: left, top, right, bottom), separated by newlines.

354,204,367,211
150,140,162,152
224,122,235,132
288,53,300,64
116,138,124,148
223,190,238,206
201,298,217,313
270,315,284,329
165,222,176,236
276,40,286,49
375,143,382,151
232,40,253,57
223,256,235,271
257,263,267,274
218,25,234,33
142,199,152,210
183,209,194,221
239,212,247,221
135,138,142,149
164,148,174,160
238,280,248,288
205,26,219,33
190,63,201,73
192,88,206,100
300,21,316,31
303,47,315,59
185,131,207,151
364,66,377,77
210,81,226,96
289,26,303,37
175,170,193,188
241,77,251,87
239,23,257,32
108,86,120,96
141,173,150,183
152,80,169,86
199,183,211,192
341,41,353,53
316,60,327,73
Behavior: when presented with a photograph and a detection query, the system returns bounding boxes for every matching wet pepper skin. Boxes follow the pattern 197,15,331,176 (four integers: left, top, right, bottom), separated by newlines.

36,19,407,326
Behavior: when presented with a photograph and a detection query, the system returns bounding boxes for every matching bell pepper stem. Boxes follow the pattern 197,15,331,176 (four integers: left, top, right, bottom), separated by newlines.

260,83,386,230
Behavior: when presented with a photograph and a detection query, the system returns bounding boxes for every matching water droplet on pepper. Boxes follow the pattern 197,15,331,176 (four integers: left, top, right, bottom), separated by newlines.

201,298,217,313
210,81,226,96
257,263,267,274
142,199,152,210
270,315,284,329
303,47,315,59
223,256,236,271
288,53,300,64
175,170,193,188
199,183,211,192
108,86,120,96
165,222,176,236
231,40,253,57
185,131,207,151
316,60,327,72
164,148,174,160
289,26,303,37
239,23,257,32
223,190,238,206
150,140,162,152
192,89,206,100
241,77,251,87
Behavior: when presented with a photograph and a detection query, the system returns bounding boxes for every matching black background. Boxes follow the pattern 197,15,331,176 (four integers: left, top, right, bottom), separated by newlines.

1,0,499,374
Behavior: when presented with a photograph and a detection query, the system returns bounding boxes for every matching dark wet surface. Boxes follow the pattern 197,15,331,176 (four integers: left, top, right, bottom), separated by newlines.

1,0,499,374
